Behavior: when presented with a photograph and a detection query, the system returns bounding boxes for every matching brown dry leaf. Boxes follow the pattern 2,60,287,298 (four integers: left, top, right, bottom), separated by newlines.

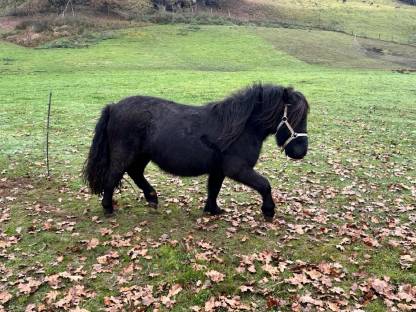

369,278,396,300
239,285,254,293
0,292,12,304
96,251,119,265
141,293,155,306
58,271,83,282
103,296,112,306
327,302,340,312
397,303,416,311
128,245,148,259
204,296,219,312
69,308,90,312
159,284,183,308
299,294,324,307
25,304,36,312
54,285,95,310
261,264,279,278
161,295,175,308
99,228,112,236
44,290,60,305
17,283,32,294
305,269,322,280
205,270,225,283
86,238,99,250
397,284,416,301
285,273,310,286
400,255,415,269
222,296,242,309
267,296,284,309
362,236,380,248
400,255,415,262
167,284,183,297
17,278,42,294
43,220,53,231
46,274,61,289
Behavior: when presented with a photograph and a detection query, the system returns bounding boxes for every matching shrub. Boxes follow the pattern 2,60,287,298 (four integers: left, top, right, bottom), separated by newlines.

16,19,50,32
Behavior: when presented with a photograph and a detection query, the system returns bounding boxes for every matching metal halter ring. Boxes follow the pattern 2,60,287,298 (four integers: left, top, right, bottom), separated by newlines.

275,105,307,151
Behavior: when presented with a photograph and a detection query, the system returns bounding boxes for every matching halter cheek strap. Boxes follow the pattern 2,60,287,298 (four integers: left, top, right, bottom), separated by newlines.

275,105,308,151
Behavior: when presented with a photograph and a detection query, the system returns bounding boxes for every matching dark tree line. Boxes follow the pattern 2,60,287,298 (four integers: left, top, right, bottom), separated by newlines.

7,0,221,16
152,0,220,12
398,0,416,5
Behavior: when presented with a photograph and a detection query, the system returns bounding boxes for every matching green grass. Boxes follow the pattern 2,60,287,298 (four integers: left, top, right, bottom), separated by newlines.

0,24,415,311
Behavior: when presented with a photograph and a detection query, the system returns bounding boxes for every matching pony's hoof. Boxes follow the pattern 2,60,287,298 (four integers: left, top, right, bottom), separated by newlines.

103,210,114,217
264,216,274,223
204,207,224,216
145,191,158,205
148,202,158,209
103,203,114,216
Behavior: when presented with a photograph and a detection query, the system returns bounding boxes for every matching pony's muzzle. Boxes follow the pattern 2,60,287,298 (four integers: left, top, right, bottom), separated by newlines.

284,139,308,160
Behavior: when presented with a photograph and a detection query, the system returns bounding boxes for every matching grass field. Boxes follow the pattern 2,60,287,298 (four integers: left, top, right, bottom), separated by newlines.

1,24,416,311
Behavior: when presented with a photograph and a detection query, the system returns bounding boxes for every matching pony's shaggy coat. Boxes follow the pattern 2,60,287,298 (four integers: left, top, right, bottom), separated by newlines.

84,83,309,220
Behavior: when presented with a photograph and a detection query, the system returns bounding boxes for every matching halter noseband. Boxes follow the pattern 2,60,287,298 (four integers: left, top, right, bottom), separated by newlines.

275,105,307,151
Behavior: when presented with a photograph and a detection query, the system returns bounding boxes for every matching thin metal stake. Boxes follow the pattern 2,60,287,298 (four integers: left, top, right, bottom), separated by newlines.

46,92,52,177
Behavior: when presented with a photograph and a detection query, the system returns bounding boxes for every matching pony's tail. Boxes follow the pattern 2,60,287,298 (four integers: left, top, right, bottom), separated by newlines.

83,105,112,195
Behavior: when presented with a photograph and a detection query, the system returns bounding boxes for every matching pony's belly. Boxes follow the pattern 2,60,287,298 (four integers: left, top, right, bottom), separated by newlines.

154,161,208,177
149,144,213,177
152,156,210,177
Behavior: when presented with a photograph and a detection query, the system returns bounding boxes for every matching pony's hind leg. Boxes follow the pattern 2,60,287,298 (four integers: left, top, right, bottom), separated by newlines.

102,164,125,215
127,158,158,208
204,171,224,215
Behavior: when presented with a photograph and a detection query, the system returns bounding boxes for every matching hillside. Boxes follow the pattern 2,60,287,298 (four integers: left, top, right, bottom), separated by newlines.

1,0,416,47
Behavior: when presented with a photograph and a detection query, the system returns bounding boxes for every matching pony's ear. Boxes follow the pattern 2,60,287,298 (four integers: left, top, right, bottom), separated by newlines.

282,87,291,103
258,85,263,103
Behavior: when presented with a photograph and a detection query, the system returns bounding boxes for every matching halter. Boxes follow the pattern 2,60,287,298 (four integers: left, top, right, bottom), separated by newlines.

275,105,308,151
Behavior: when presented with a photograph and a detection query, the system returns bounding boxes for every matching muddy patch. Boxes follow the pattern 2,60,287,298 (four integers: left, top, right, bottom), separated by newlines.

0,176,35,208
364,46,384,55
358,40,416,69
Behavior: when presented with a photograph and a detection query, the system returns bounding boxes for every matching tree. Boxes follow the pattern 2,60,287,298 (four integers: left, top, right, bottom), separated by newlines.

48,0,67,12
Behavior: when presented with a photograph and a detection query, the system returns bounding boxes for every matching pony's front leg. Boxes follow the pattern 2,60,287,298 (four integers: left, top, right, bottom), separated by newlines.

204,172,225,215
225,165,275,222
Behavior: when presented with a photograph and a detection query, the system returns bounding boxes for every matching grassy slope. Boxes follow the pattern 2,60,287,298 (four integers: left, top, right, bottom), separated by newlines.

0,25,416,311
2,0,415,46
223,0,416,44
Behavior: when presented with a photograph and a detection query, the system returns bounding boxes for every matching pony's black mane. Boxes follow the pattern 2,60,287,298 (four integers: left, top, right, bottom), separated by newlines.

208,83,309,150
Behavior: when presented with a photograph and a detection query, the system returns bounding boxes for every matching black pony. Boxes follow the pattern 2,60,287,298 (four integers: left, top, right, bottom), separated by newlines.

84,83,309,221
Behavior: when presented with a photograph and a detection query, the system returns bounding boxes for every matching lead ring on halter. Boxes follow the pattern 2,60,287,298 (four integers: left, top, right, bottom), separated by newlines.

275,105,308,151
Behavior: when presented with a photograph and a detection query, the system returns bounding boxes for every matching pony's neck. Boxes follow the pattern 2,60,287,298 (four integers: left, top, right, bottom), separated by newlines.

250,93,285,138
209,84,285,150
